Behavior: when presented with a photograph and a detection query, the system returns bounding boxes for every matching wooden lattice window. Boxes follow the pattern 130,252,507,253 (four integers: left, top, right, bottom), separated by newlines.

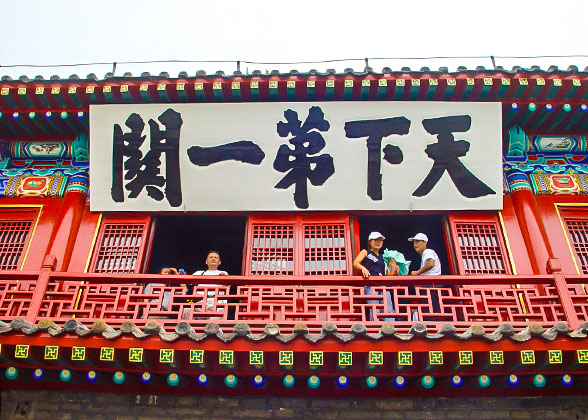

245,215,351,276
0,210,37,270
304,224,348,275
89,216,150,274
250,224,295,275
448,214,512,275
562,211,588,274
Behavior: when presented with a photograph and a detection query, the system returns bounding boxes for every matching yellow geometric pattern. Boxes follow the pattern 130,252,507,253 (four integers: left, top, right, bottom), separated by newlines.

159,349,174,364
129,348,143,363
548,350,562,364
459,351,473,365
490,351,504,365
190,350,204,364
71,347,85,361
250,351,264,366
429,351,443,365
44,346,58,360
219,350,234,365
100,347,114,361
368,351,383,366
309,351,323,366
279,351,293,366
15,345,29,359
338,352,352,366
578,350,588,364
398,351,412,366
520,350,535,365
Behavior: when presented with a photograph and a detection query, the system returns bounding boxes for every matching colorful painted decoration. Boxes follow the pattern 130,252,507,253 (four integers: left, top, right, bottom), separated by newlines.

507,374,519,387
32,368,43,381
252,374,265,388
86,371,98,383
193,374,207,386
307,375,320,389
394,376,406,389
451,375,463,388
113,371,125,384
224,374,237,388
337,375,349,389
283,375,295,388
59,369,71,382
140,372,151,384
561,374,573,387
421,375,434,389
365,376,378,389
533,374,546,388
167,373,179,387
195,373,208,386
5,367,17,380
478,375,491,388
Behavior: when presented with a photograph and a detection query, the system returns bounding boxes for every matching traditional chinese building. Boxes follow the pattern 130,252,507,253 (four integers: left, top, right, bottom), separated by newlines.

0,65,588,419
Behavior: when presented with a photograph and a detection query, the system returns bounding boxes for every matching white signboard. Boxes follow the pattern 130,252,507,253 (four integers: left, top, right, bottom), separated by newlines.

89,102,502,211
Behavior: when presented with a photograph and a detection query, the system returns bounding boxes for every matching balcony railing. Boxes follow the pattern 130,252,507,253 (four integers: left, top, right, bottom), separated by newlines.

1,256,586,334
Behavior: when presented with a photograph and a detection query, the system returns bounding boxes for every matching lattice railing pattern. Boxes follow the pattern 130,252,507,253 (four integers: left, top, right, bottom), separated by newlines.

567,283,588,322
249,224,295,275
564,218,588,274
303,224,349,275
0,279,35,318
7,280,566,333
0,220,33,270
454,222,510,274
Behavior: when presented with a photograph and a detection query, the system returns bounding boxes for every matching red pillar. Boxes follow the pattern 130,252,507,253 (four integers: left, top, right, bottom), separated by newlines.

45,190,87,272
509,188,554,274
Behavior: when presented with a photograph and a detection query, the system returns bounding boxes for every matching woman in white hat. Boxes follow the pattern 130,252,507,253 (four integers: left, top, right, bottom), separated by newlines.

353,232,398,277
353,232,398,321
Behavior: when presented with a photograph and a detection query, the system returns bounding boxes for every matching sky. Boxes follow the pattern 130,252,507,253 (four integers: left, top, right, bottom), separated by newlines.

1,0,587,80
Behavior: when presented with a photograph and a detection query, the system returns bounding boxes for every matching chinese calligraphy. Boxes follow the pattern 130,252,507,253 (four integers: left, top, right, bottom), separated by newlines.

273,106,335,209
112,109,183,206
345,117,411,200
413,115,495,198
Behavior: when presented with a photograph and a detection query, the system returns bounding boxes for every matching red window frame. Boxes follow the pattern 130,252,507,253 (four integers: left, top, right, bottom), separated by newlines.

89,214,151,274
0,209,38,270
448,213,512,275
245,214,352,276
561,209,588,274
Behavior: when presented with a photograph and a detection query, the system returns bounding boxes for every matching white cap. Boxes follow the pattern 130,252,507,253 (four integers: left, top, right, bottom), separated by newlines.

408,233,428,242
368,232,385,241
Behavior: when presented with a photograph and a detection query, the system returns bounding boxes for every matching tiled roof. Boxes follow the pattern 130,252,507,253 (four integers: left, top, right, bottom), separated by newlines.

2,65,588,82
2,318,587,343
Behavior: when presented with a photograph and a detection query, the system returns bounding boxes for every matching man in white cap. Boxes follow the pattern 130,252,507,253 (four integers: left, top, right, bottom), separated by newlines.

408,233,441,276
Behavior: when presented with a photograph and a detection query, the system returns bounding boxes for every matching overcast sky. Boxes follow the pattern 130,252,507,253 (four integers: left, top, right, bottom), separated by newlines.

1,0,587,79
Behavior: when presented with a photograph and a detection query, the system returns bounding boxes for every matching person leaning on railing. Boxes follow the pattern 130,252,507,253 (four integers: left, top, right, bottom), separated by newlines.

190,251,228,316
409,233,442,319
352,232,398,320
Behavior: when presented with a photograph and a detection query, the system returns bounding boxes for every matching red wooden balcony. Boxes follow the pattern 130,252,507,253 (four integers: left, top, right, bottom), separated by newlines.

1,256,586,333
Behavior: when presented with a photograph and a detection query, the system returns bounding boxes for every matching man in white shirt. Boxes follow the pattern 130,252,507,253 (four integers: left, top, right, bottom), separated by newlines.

408,233,441,276
191,251,228,315
408,233,442,321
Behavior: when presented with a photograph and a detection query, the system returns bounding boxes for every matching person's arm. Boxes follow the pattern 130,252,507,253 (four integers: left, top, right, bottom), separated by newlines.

387,259,399,276
410,258,435,275
353,249,371,278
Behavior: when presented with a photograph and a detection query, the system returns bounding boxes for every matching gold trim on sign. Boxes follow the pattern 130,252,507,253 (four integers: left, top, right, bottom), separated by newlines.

498,211,517,275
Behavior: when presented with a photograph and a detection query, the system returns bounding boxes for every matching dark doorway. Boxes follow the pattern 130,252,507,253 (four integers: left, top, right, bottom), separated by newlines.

355,214,450,274
148,215,247,275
